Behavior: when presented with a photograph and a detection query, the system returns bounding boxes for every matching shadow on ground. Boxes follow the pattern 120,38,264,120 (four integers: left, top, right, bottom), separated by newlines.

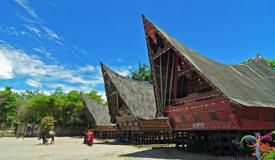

119,148,219,160
94,141,134,146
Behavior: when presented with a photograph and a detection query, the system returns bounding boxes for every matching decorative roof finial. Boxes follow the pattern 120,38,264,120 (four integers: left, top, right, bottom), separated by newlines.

256,53,263,59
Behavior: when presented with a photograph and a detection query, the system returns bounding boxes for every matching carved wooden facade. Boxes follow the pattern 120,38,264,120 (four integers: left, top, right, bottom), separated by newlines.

143,16,275,131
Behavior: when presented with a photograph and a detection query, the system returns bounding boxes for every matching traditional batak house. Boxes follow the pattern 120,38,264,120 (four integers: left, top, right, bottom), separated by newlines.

101,63,172,144
142,16,275,154
81,94,117,139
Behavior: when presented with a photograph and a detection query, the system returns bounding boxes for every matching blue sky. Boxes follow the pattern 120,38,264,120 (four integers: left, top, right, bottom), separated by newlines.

0,0,274,97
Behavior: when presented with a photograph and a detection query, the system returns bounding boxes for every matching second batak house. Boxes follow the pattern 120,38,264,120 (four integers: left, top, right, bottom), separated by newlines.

101,63,172,144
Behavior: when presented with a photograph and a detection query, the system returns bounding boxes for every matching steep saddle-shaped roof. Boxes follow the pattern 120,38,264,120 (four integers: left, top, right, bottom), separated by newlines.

81,94,112,126
143,16,275,108
101,63,157,119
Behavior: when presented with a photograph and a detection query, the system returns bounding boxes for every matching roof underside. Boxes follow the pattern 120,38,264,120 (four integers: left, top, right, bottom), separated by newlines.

101,64,157,119
153,24,275,108
81,94,112,126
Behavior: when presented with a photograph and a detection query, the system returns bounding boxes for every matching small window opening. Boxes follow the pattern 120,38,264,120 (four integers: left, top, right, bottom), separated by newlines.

192,113,201,122
209,112,217,120
177,75,189,98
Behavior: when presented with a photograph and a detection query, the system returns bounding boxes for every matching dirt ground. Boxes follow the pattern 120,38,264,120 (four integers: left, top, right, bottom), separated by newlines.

0,137,243,160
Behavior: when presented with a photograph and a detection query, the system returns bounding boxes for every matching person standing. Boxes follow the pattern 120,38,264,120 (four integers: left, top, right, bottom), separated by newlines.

49,130,55,144
87,129,94,146
25,123,33,137
83,130,89,144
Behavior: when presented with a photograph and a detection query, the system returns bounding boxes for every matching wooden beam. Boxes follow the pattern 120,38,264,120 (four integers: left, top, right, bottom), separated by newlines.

177,68,193,77
172,55,179,99
168,53,175,105
153,47,170,60
116,92,119,109
109,91,117,96
163,52,170,107
159,55,163,111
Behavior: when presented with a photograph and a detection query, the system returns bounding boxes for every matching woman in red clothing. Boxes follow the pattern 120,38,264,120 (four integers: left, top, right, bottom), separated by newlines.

83,130,89,144
83,129,94,146
87,129,94,146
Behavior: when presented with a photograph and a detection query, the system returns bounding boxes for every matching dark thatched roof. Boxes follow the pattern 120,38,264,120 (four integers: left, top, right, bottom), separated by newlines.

146,17,275,108
101,63,157,119
81,94,112,126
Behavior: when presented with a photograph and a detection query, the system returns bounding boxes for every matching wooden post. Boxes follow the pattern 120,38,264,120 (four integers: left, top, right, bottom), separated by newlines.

159,56,163,110
168,53,175,105
116,92,119,109
172,55,179,99
163,52,170,107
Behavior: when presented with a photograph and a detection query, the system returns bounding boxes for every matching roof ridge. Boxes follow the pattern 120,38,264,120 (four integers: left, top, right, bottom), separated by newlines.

101,62,157,120
101,62,152,87
81,94,111,126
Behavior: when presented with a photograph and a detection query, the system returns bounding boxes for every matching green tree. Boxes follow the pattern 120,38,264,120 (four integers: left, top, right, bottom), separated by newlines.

16,96,29,123
39,116,56,135
130,62,152,83
265,58,275,70
1,86,106,129
18,90,41,99
26,94,58,123
0,87,10,97
85,91,105,105
0,87,20,124
26,94,45,123
53,87,65,96
61,90,84,127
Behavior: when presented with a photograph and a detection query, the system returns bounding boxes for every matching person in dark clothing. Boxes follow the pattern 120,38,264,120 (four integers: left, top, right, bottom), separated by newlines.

49,131,55,144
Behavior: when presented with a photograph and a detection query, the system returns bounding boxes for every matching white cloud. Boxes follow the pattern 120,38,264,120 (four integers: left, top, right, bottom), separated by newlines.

16,0,87,58
45,83,78,93
78,85,106,100
18,15,39,24
112,66,132,77
0,25,20,36
24,24,42,37
32,47,56,61
72,46,88,55
17,0,62,45
97,90,107,100
117,58,124,62
0,51,14,79
15,0,41,21
45,83,102,95
42,26,60,41
0,44,103,87
79,65,95,72
33,48,51,57
0,44,134,97
26,79,41,88
24,25,62,45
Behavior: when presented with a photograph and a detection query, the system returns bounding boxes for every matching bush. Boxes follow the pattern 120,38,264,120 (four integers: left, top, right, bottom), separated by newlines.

39,116,56,134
